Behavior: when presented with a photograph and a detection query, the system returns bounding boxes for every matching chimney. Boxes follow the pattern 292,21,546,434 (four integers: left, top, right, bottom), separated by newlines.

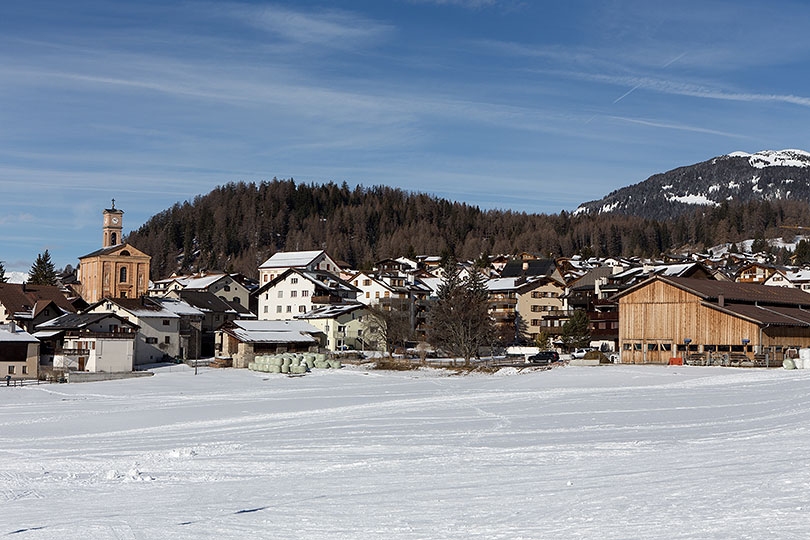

718,294,725,307
522,262,529,271
8,321,16,333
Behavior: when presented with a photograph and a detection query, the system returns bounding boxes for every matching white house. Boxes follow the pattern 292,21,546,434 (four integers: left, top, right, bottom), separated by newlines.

258,250,341,285
297,303,369,351
764,269,810,290
0,322,39,379
35,312,138,372
255,269,359,321
86,297,181,365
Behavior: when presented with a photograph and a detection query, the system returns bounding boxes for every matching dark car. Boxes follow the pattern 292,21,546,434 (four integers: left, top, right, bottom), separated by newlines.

528,351,560,365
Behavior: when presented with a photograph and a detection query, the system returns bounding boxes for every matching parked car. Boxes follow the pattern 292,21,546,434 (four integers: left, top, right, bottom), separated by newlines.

528,351,560,365
571,348,594,359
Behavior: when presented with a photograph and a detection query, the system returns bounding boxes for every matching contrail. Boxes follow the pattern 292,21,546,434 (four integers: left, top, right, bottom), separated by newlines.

612,52,686,103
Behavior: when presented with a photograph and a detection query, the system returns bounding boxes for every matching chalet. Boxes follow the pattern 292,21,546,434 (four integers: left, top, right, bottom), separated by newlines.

0,322,39,379
216,320,323,367
152,298,205,360
0,283,76,333
258,250,340,284
616,276,810,365
34,312,138,372
254,268,359,321
735,262,783,284
763,269,810,291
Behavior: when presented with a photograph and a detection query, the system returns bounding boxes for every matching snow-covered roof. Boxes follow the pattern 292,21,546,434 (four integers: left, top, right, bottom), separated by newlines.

419,277,444,295
779,270,810,283
154,298,205,317
486,277,521,291
259,250,324,269
0,324,38,343
183,274,228,290
32,330,62,339
224,320,320,343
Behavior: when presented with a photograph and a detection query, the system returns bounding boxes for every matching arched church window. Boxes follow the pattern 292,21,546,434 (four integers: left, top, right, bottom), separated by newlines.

120,266,127,283
120,250,130,256
110,232,117,245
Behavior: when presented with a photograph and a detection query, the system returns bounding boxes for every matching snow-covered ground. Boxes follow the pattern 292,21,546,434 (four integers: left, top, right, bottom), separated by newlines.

3,365,810,539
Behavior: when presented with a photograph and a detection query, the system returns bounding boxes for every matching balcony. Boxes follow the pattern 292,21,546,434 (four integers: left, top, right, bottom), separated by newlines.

491,310,514,320
56,348,90,356
488,296,517,305
312,295,342,304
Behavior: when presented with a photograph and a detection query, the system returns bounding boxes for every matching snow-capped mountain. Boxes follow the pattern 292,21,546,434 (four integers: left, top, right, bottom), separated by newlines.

574,149,810,219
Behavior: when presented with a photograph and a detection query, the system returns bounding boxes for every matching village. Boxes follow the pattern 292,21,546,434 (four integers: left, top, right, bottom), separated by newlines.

3,202,810,382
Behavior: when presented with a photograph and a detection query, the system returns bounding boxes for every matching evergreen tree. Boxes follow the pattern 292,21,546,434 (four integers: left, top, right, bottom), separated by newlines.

794,239,810,265
0,261,6,283
561,310,590,350
28,250,57,286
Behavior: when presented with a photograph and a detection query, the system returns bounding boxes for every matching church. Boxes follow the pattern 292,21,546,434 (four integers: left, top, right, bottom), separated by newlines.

78,201,151,303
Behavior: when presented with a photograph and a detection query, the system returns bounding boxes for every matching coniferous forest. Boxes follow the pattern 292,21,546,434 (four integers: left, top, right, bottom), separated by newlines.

126,179,810,279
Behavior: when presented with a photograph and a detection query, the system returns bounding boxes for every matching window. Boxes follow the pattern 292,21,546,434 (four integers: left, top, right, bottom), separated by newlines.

8,365,15,374
224,285,231,292
290,291,297,298
363,279,371,286
146,337,158,344
263,275,268,282
299,306,306,313
278,291,284,298
264,306,268,313
623,343,632,351
531,305,541,312
110,232,117,245
291,277,298,284
162,319,170,326
22,366,27,374
233,297,240,304
277,305,282,313
286,305,292,312
338,325,346,333
165,336,171,344
531,319,540,326
365,292,370,298
302,290,309,297
375,291,380,298
531,291,541,298
120,266,127,283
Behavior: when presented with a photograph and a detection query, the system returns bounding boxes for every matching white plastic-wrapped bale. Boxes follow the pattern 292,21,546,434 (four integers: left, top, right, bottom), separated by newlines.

281,364,290,374
328,360,342,369
784,358,796,370
269,365,281,374
291,365,307,374
305,358,315,369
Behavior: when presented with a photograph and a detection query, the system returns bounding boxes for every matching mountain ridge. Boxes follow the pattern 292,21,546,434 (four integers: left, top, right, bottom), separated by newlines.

574,149,810,220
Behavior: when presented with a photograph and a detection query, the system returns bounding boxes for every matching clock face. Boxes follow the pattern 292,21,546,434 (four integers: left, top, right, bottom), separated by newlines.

112,217,119,224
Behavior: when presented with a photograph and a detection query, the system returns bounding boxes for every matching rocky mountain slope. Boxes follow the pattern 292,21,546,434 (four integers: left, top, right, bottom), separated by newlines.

575,150,810,219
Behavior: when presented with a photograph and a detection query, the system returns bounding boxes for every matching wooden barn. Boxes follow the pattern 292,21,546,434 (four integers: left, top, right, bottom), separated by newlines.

616,276,810,365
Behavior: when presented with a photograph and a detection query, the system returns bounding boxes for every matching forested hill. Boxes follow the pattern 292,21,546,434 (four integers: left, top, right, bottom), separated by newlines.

126,179,810,279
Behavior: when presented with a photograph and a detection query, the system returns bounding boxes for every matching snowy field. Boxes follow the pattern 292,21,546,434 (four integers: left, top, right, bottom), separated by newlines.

3,364,810,539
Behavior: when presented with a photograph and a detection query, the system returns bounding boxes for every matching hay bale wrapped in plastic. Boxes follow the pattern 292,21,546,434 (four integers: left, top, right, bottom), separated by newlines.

784,358,797,370
291,365,307,374
281,364,290,374
315,353,327,362
328,360,342,369
269,365,281,373
315,360,330,369
305,358,315,369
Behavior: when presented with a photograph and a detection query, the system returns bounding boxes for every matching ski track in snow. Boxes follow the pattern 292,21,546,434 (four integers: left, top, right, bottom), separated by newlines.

3,365,810,539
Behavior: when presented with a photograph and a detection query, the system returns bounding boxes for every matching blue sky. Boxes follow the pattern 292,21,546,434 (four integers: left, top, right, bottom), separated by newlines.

2,0,810,272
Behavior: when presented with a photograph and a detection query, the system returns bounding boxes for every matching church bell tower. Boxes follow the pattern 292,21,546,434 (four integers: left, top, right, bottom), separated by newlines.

102,198,124,248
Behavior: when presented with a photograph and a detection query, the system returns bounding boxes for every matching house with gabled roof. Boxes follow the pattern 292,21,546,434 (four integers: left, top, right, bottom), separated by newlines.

0,283,76,333
254,268,359,321
86,296,180,365
0,322,40,379
34,312,138,372
258,250,340,285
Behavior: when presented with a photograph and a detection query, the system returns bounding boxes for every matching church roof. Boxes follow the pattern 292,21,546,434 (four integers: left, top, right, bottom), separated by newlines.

78,243,149,260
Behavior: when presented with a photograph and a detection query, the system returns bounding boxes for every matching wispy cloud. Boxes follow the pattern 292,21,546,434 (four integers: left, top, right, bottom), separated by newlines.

540,69,810,108
409,0,500,7
221,3,393,46
605,115,755,140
